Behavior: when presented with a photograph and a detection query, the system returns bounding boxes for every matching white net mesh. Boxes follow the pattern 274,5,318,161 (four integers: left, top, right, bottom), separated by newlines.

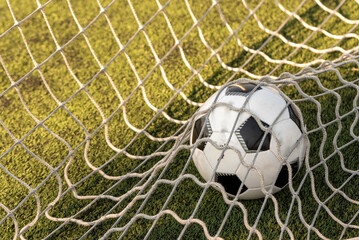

0,0,358,239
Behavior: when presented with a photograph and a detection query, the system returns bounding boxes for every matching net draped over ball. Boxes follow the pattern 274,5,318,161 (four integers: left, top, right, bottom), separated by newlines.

190,82,307,200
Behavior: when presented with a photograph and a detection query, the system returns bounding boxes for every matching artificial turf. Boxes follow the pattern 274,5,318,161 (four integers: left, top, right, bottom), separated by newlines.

0,0,359,239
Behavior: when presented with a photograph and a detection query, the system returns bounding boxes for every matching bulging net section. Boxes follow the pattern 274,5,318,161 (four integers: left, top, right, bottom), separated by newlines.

0,0,358,239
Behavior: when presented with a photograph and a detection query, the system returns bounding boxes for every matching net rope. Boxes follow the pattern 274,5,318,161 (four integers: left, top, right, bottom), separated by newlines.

0,0,358,239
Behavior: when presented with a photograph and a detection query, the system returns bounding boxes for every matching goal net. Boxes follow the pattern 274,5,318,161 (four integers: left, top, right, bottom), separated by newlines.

0,0,358,239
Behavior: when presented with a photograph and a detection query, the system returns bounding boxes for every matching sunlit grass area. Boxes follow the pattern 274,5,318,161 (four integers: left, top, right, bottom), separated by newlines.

0,0,359,239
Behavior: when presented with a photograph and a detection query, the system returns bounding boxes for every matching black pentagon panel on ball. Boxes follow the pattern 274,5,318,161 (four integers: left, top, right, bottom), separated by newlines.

191,116,212,151
236,117,271,152
215,173,248,195
274,159,300,188
288,104,302,132
225,83,262,96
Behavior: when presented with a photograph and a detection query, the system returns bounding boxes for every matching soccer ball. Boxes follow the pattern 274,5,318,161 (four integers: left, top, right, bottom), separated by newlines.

190,82,307,200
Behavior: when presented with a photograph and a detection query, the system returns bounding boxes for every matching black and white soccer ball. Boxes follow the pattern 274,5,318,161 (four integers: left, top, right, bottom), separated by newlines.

190,82,307,200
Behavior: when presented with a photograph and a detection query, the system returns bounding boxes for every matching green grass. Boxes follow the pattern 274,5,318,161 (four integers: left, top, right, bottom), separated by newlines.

0,0,359,239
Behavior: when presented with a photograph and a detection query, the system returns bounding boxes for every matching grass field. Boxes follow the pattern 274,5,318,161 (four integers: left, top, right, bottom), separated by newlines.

0,0,359,239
